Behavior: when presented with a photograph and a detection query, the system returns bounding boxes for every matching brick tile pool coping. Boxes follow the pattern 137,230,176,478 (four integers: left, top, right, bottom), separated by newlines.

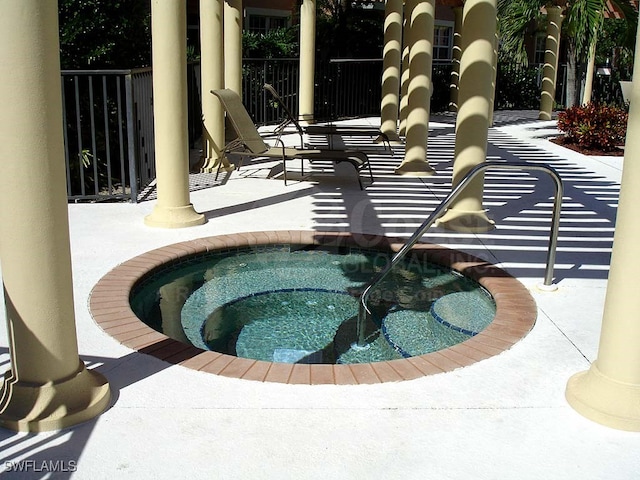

89,231,537,385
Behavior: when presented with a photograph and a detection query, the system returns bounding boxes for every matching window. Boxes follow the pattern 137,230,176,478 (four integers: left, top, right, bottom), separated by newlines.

534,33,546,65
433,25,453,61
245,8,290,34
248,15,287,34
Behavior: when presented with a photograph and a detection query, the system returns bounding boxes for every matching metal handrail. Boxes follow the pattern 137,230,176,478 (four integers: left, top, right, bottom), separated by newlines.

355,161,563,347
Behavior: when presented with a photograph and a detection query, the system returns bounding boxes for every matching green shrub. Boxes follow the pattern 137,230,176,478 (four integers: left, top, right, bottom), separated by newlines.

557,103,628,152
495,63,541,110
59,0,151,69
243,27,299,59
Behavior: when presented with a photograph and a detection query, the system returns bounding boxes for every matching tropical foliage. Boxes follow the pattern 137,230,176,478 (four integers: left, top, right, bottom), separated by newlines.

316,0,384,59
59,0,151,69
496,64,543,109
557,102,628,151
243,27,299,58
498,0,636,66
497,0,637,107
596,17,637,78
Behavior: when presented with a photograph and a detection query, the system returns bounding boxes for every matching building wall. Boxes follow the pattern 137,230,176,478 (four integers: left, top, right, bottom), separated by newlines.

244,1,296,33
435,4,455,22
186,1,460,60
245,0,295,11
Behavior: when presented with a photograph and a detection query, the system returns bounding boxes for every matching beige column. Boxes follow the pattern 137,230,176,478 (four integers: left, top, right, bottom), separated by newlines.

0,0,110,432
582,39,597,105
395,0,436,177
488,32,498,126
398,31,411,136
539,6,564,121
448,6,463,112
145,0,205,228
435,0,497,232
199,0,233,173
565,23,640,431
299,0,316,124
224,0,243,97
379,0,403,142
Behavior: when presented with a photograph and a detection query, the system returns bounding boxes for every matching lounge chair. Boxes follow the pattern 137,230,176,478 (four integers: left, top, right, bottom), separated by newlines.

211,89,373,189
263,83,391,152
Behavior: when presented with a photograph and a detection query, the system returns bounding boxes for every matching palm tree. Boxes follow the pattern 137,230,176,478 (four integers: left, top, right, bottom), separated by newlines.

497,0,637,107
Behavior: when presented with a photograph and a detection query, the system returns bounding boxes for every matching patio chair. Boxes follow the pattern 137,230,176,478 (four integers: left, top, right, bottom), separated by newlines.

263,83,391,152
211,89,374,190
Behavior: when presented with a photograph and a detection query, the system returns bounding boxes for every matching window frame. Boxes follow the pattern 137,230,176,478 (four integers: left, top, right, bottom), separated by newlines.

245,8,291,34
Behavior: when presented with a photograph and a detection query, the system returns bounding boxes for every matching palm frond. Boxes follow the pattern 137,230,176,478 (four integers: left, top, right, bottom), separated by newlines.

609,0,639,49
497,0,546,66
566,0,605,56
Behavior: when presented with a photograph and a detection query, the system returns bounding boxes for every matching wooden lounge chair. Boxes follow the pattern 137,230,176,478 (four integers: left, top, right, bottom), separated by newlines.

211,89,373,189
263,83,391,152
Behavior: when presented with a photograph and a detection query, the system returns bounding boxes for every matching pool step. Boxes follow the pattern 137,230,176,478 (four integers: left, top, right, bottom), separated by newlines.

381,290,495,357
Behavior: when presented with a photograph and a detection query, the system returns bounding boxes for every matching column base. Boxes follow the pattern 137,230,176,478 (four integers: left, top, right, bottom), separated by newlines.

144,204,206,229
539,111,552,121
299,114,316,126
435,208,495,233
566,362,640,432
394,161,435,177
0,362,111,432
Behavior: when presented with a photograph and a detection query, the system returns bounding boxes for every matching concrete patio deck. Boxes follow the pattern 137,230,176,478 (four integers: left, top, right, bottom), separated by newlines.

1,111,639,479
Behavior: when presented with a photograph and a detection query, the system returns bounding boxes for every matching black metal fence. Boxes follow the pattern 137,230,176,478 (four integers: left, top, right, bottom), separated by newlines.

592,73,627,106
243,58,300,125
242,58,386,125
61,58,619,202
243,58,455,124
61,64,201,202
61,59,393,202
315,59,384,120
61,70,138,202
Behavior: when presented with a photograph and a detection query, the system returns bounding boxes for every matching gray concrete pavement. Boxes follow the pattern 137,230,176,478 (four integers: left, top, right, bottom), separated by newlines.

1,112,638,479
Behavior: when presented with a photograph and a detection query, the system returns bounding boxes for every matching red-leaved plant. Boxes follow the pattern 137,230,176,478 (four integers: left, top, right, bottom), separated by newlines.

557,103,628,152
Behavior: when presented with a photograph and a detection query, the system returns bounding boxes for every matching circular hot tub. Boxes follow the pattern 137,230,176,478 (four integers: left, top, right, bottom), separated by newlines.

90,231,537,384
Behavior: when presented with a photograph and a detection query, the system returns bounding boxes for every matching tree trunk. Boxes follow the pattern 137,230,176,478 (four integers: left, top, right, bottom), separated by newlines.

566,43,578,108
